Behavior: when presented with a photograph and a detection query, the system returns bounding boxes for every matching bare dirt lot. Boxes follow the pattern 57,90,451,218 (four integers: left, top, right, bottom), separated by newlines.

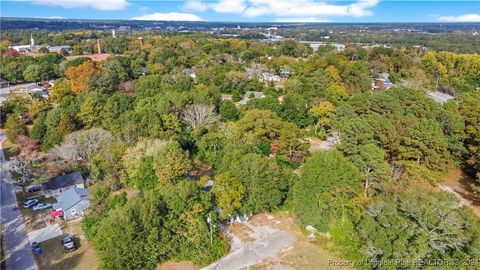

203,213,352,270
441,167,480,216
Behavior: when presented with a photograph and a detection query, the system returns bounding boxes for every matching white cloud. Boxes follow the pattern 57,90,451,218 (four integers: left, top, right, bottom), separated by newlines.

34,16,64,19
183,0,207,12
209,0,246,13
243,0,379,17
131,12,203,21
275,17,331,23
200,0,379,18
29,0,128,11
437,13,480,22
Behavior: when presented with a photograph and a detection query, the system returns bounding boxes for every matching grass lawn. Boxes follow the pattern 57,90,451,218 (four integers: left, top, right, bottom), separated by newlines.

33,220,98,270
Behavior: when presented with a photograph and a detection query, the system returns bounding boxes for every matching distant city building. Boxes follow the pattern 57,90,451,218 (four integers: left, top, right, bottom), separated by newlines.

303,41,345,52
48,45,72,54
9,45,31,53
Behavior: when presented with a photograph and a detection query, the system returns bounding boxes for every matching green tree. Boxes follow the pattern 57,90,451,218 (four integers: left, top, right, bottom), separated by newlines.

30,112,47,141
50,79,72,103
5,115,27,143
293,150,361,231
132,156,158,191
153,141,192,185
350,144,390,196
93,193,170,270
228,153,291,213
458,93,480,194
23,64,42,82
212,172,245,219
357,189,480,268
338,117,376,156
397,118,449,172
219,100,239,121
280,94,313,127
56,113,75,139
77,94,104,128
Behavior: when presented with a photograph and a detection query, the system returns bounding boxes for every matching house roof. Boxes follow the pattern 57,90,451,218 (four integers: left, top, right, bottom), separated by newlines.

85,53,110,62
52,187,89,211
239,91,265,105
42,172,84,191
427,91,454,104
183,68,195,75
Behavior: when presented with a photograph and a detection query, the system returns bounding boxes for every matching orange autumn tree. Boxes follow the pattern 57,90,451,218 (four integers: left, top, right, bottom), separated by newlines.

65,60,99,94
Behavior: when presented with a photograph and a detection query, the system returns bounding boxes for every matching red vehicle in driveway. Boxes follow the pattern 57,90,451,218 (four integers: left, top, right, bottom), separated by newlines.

50,210,64,218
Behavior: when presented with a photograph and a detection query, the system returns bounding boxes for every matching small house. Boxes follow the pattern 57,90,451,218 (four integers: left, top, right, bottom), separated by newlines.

183,68,196,80
239,91,265,105
372,73,394,91
52,187,89,221
42,172,85,198
259,73,280,83
427,91,454,104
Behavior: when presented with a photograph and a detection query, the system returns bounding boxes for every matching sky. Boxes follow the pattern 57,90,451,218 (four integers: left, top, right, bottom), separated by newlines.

1,0,479,22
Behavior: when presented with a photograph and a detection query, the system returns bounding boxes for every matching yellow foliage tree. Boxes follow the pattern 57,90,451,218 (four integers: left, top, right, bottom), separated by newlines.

310,100,336,135
65,60,99,94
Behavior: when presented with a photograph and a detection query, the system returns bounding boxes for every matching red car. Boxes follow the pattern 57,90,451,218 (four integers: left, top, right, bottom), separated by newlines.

50,210,64,218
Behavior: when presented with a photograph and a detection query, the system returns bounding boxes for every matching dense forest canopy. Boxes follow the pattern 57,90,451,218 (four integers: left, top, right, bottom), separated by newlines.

1,29,480,269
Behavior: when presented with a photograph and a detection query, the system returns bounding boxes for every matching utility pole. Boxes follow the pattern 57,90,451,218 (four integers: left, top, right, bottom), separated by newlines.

207,213,213,246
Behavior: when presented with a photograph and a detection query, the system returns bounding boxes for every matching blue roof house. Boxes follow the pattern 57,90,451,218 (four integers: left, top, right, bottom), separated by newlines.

52,187,89,221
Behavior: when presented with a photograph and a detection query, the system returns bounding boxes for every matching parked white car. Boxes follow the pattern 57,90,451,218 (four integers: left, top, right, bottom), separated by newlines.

23,199,39,208
32,203,52,211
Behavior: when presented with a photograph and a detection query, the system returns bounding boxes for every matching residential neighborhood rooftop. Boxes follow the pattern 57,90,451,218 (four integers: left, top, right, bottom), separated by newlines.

52,187,89,211
427,91,455,104
42,172,85,191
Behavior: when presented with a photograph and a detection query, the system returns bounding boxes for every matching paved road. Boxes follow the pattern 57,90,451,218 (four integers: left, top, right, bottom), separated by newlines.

1,135,38,270
0,83,35,105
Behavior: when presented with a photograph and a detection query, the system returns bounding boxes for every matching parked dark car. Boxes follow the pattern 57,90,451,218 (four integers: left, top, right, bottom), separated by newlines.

32,242,41,254
27,185,42,193
61,237,76,253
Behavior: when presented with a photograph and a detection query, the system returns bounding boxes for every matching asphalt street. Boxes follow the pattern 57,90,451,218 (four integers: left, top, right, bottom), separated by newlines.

1,134,37,270
0,83,35,105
